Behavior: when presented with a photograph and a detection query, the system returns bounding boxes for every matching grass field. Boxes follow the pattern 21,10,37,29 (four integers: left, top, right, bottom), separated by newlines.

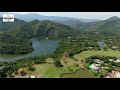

74,49,120,61
60,58,80,66
14,58,80,78
14,49,120,78
61,69,94,78
42,64,80,78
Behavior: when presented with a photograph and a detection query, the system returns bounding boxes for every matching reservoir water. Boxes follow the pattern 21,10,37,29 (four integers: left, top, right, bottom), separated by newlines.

0,38,59,62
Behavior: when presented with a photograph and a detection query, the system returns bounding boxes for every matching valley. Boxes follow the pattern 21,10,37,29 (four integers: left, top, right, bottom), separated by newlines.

0,13,120,78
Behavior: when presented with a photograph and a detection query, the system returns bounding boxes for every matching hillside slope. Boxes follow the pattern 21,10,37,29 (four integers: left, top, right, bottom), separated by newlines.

0,18,26,31
11,20,79,39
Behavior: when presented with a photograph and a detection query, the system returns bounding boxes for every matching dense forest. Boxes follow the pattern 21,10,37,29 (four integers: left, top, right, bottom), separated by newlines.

0,32,33,54
51,33,100,59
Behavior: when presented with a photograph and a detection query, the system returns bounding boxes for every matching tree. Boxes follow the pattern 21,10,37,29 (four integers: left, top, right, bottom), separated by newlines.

0,72,7,78
103,47,107,51
92,71,98,76
106,68,112,72
54,60,63,67
28,65,36,71
74,63,79,67
64,61,68,65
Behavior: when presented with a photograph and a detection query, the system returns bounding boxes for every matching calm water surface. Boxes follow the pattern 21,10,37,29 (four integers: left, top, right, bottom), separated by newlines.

0,38,59,62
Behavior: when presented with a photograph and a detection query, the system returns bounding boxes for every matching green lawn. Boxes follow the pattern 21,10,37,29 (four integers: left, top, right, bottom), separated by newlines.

13,57,80,78
60,58,80,67
42,66,62,78
61,69,94,78
74,49,120,61
13,63,53,78
42,65,80,78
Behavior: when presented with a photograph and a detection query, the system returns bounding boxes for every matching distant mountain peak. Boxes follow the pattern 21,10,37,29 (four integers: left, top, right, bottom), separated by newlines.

107,16,120,21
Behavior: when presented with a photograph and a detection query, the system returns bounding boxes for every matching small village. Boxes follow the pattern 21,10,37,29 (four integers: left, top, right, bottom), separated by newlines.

86,56,120,78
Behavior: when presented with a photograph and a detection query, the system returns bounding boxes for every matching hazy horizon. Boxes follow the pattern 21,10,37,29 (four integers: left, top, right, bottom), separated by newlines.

1,12,120,20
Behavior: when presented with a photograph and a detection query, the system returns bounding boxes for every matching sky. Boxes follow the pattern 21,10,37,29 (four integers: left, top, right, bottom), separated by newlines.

4,12,120,20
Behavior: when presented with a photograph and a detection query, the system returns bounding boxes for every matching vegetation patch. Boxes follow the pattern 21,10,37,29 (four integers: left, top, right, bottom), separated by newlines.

74,49,120,61
60,68,94,78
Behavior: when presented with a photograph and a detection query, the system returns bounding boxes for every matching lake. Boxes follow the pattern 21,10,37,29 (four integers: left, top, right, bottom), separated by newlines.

0,38,59,62
97,41,105,49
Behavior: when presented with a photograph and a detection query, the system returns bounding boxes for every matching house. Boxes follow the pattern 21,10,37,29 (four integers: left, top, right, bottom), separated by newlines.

104,74,112,78
101,66,109,69
17,68,26,76
94,59,104,64
88,47,93,49
92,63,101,67
116,72,120,78
94,67,101,71
108,59,114,62
29,75,36,78
18,68,24,74
89,63,102,72
68,36,71,39
0,66,5,71
106,76,111,78
114,60,120,63
95,64,101,67
105,70,120,78
112,46,118,49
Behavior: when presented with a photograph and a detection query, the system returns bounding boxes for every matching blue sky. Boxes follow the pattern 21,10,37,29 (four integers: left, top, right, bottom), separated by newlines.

6,12,120,20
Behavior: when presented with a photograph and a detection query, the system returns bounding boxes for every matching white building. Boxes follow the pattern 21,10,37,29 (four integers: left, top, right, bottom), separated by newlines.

89,64,101,71
114,60,120,63
29,75,36,78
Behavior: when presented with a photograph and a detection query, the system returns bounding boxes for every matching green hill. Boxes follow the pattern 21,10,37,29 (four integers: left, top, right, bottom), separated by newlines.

74,16,120,34
0,32,33,54
11,20,78,39
0,18,26,31
59,16,120,35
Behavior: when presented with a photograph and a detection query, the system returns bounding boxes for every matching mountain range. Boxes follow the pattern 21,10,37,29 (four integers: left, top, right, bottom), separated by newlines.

8,19,78,39
56,16,120,35
0,15,120,55
0,13,99,23
0,15,120,37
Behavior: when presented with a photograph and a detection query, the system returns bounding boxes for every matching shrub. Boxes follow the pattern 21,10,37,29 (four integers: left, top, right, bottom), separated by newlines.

54,60,63,67
28,66,36,71
74,64,79,67
64,61,68,65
